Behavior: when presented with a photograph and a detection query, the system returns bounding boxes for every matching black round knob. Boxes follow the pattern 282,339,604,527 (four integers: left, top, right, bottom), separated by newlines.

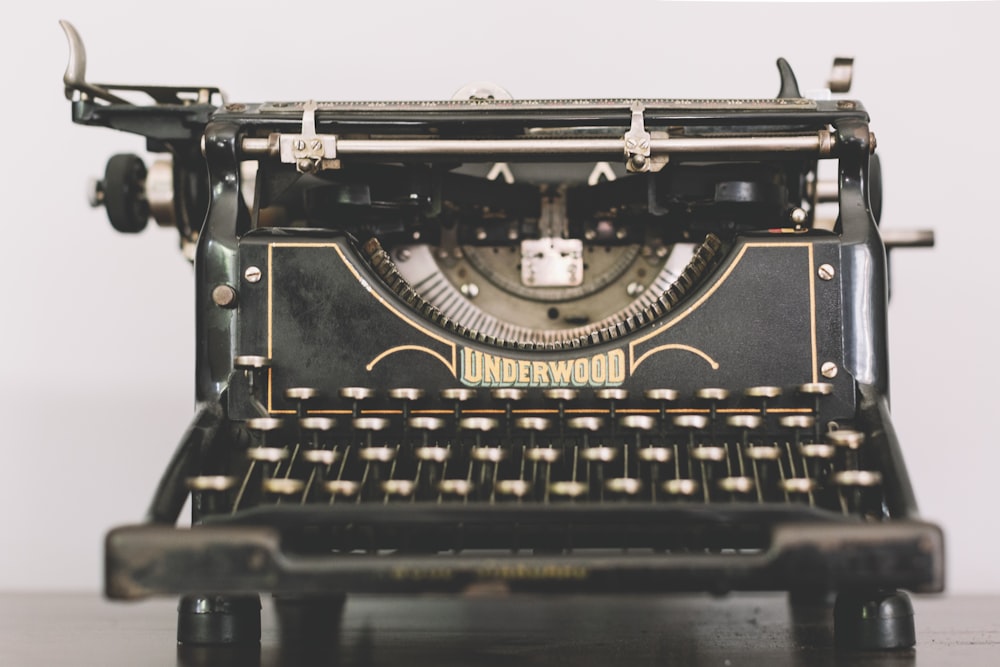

103,153,149,233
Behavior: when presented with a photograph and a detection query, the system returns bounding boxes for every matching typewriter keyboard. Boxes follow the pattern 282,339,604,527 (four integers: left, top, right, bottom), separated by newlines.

191,380,885,529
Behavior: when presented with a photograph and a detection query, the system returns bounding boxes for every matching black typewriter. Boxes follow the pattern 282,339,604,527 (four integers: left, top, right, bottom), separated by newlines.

61,21,942,650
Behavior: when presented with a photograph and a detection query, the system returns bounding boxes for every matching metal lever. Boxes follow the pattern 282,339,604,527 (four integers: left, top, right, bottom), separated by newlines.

59,20,131,104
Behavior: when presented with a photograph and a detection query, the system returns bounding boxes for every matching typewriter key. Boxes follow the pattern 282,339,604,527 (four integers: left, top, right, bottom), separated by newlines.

341,387,375,401
389,387,425,401
354,417,390,432
800,443,836,459
186,475,237,492
543,388,578,401
690,446,726,462
247,417,284,432
409,416,446,431
246,447,289,463
286,387,320,401
828,429,865,450
525,447,562,463
441,388,477,402
695,387,729,401
673,414,709,430
460,417,499,432
416,446,451,462
779,415,815,430
359,446,396,462
718,476,755,495
381,479,416,497
606,477,643,496
438,479,474,497
582,446,618,462
620,415,656,431
515,417,551,432
549,481,588,499
472,446,507,463
262,478,305,497
744,445,782,460
495,479,531,498
324,480,361,498
832,470,882,487
798,382,834,396
567,416,604,432
726,415,762,430
300,417,335,432
638,447,673,463
644,388,679,402
491,388,525,401
234,355,270,369
781,478,817,494
663,478,700,496
302,449,339,466
745,386,782,399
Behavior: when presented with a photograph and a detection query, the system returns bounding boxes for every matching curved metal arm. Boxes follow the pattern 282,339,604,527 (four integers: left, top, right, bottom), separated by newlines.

59,20,130,104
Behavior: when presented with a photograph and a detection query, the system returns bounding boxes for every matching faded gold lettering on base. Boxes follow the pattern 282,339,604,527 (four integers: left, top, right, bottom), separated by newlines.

461,348,626,388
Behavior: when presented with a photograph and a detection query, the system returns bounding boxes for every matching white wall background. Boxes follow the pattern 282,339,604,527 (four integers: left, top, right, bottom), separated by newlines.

1,0,996,594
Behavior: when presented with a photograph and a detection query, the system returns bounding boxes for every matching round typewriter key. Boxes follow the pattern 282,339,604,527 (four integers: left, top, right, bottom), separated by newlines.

745,386,782,398
828,429,865,449
285,387,320,401
779,415,815,430
300,417,336,432
663,478,700,496
638,446,673,463
381,479,416,497
460,417,499,431
409,416,447,431
718,476,755,494
389,387,425,401
416,446,451,462
491,388,525,401
353,417,390,431
620,415,656,431
234,355,270,369
800,443,836,459
495,479,531,498
472,446,507,463
525,447,562,463
515,417,551,431
781,478,817,494
262,478,305,496
644,388,679,402
745,445,782,461
324,480,361,497
596,388,629,401
582,446,618,462
549,481,588,498
302,449,339,466
833,470,882,487
798,382,834,396
441,388,477,401
543,388,578,401
695,387,730,401
247,417,283,432
606,477,643,495
567,416,604,431
246,447,289,462
359,446,396,462
690,446,726,462
186,475,237,492
438,479,474,496
340,387,375,401
726,415,762,430
673,415,709,430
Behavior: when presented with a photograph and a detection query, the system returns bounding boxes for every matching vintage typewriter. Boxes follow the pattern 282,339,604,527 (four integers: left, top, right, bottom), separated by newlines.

61,21,942,650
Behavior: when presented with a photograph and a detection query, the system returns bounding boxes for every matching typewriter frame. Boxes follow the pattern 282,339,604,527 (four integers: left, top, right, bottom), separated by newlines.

62,22,942,651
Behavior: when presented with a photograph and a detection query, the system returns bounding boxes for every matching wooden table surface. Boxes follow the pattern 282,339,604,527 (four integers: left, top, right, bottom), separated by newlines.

1,592,997,666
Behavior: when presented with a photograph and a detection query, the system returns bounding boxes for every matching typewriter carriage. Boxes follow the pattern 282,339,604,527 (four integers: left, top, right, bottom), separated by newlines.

62,21,941,651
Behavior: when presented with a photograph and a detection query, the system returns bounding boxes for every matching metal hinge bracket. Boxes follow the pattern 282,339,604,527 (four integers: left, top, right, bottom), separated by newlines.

276,101,340,173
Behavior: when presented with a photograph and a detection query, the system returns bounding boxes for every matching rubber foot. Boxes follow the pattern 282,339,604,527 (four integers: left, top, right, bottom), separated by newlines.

176,594,262,645
834,589,915,650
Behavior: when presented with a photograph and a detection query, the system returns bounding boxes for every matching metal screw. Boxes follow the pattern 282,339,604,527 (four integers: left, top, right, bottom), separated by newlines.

790,208,807,225
475,228,487,241
616,228,628,239
244,266,262,283
584,229,597,241
396,248,411,262
818,264,836,281
626,281,644,297
821,362,838,379
211,284,238,308
460,283,480,298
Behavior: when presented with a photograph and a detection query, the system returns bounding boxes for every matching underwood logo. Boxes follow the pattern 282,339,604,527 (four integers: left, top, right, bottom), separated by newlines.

460,348,626,388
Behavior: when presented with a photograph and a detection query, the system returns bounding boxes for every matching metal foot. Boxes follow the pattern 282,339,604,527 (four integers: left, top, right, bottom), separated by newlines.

176,594,261,645
834,589,915,650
